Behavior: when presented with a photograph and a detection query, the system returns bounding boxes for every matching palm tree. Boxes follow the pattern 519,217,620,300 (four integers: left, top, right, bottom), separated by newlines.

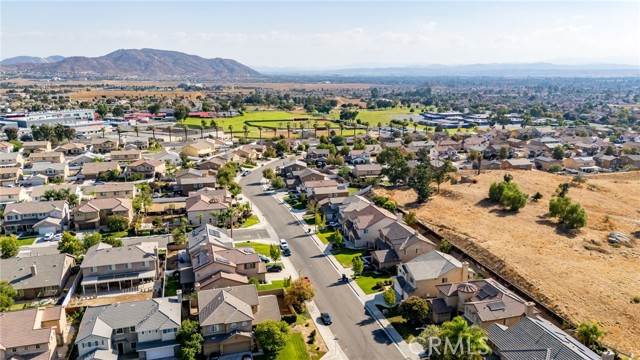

182,124,188,141
133,126,139,137
339,122,344,136
439,316,490,360
286,123,291,138
167,125,173,142
413,122,418,132
148,126,156,140
228,125,233,139
313,121,318,138
298,122,304,138
576,320,604,350
199,125,204,139
377,122,382,137
324,121,331,135
197,213,204,225
100,127,106,138
210,119,219,139
258,126,263,139
469,149,483,175
116,126,122,147
201,119,207,129
243,124,249,140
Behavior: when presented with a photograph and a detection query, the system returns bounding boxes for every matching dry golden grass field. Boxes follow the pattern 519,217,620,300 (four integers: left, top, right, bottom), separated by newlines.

377,170,640,354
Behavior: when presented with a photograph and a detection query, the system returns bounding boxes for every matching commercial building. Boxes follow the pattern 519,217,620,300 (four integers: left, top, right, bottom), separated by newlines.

0,109,95,128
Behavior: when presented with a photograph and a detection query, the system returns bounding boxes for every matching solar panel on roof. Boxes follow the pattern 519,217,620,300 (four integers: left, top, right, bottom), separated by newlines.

477,289,490,300
487,301,506,311
483,285,499,297
215,257,230,264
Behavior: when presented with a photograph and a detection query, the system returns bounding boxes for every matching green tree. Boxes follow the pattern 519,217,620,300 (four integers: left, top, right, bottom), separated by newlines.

499,146,509,160
271,176,285,189
403,211,418,226
176,320,204,360
254,320,290,355
576,320,605,350
469,149,483,175
548,164,562,173
285,278,315,312
106,215,129,231
409,165,435,203
549,197,587,229
433,160,456,193
57,232,84,256
269,244,281,265
383,288,396,307
398,296,430,326
172,228,187,245
174,104,190,122
351,256,364,277
438,316,491,360
96,103,109,118
147,103,161,116
556,183,570,198
262,168,275,180
0,281,16,311
4,127,18,141
499,184,529,211
333,229,343,248
82,232,103,251
552,145,565,160
112,105,125,117
0,235,19,258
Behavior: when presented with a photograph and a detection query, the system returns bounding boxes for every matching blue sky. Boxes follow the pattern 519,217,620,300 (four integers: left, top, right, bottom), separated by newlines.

1,1,638,68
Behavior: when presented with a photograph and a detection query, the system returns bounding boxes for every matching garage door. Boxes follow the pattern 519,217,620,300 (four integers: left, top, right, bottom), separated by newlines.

38,227,56,235
223,342,251,355
145,346,176,359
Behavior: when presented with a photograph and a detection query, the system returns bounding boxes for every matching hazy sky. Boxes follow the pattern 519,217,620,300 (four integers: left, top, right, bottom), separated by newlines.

1,1,639,68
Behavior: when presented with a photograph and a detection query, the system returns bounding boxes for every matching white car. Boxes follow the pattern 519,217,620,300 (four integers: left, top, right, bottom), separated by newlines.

242,170,251,176
53,233,63,241
279,239,289,249
328,222,339,228
43,233,54,241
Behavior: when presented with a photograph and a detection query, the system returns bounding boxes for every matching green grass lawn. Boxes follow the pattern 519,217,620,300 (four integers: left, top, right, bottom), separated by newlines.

242,214,260,228
237,241,272,257
8,302,31,311
17,237,37,246
316,229,336,245
303,216,315,226
164,276,180,296
256,332,310,360
258,280,286,291
348,186,360,194
331,248,365,268
354,273,393,295
285,197,307,210
102,231,129,239
375,305,422,341
328,108,415,125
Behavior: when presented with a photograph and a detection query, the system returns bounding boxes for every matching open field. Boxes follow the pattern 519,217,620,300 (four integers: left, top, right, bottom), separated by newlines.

69,89,205,101
376,170,640,353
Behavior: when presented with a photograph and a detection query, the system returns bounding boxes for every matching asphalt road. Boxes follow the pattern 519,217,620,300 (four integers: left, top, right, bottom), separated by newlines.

240,158,403,360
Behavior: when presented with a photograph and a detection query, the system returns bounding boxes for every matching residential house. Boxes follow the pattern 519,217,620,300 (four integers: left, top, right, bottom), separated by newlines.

593,154,620,170
31,163,69,181
177,176,218,194
81,162,120,180
110,150,142,163
175,168,216,181
438,139,462,151
0,253,75,300
287,168,325,192
146,150,181,166
0,141,14,153
75,295,181,360
74,198,133,231
563,157,598,172
432,146,458,159
91,138,119,154
185,193,231,226
93,183,137,200
126,159,166,178
342,203,396,248
191,243,267,290
23,141,52,154
21,174,49,187
533,156,562,171
236,147,258,162
0,152,24,168
311,185,349,202
80,242,159,294
620,154,640,168
347,149,371,164
302,179,339,197
352,164,383,178
54,143,86,156
187,224,235,253
198,285,281,358
372,219,436,269
394,250,468,300
121,135,150,150
199,157,227,171
0,167,23,187
487,316,601,360
306,149,330,165
28,151,65,164
0,187,30,208
30,184,82,202
3,201,69,235
0,308,61,360
68,153,102,168
500,158,533,170
461,137,486,151
182,139,217,158
621,141,640,152
279,160,307,178
433,278,537,328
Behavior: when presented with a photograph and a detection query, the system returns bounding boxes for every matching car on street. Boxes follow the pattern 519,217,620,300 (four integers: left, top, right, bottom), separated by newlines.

282,247,291,256
53,233,62,241
43,233,54,241
242,170,251,176
321,312,332,325
258,254,270,263
266,265,283,273
279,239,288,249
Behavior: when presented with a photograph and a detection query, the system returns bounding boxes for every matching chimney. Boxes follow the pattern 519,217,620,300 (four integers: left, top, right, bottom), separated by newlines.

176,290,182,303
396,212,403,223
461,262,469,280
31,264,37,277
524,301,536,317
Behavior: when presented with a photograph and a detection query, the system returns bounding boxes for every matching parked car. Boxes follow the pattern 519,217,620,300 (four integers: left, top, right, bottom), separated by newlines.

258,254,270,263
53,233,62,241
282,248,292,256
242,170,251,176
328,222,339,228
43,233,54,241
266,265,283,273
279,239,288,249
321,312,332,325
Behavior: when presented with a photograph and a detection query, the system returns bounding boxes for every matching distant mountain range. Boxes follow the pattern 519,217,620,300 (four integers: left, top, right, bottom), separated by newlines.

0,55,65,65
0,49,261,80
260,62,640,77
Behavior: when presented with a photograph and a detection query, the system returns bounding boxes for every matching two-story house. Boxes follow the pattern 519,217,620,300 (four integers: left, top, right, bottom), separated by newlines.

185,193,230,226
0,307,61,360
1,253,75,300
92,183,137,200
176,176,218,194
0,187,30,208
0,167,23,187
68,153,103,169
80,242,159,294
0,141,14,153
198,285,281,358
31,163,69,181
126,159,166,178
306,149,330,165
121,136,150,150
74,198,133,231
199,157,227,171
287,168,325,192
352,164,383,178
394,250,469,300
372,219,436,269
75,295,181,360
146,150,181,166
0,152,24,168
54,143,86,156
81,162,120,180
23,141,52,155
342,203,396,248
182,139,217,158
279,160,307,178
28,151,65,164
191,243,267,290
346,149,371,164
29,184,82,202
3,201,69,235
91,138,119,154
110,150,142,163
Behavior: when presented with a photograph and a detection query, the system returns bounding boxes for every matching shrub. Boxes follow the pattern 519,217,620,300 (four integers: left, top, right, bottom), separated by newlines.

499,184,529,211
532,192,543,202
549,197,587,230
548,164,562,173
438,239,453,253
308,330,316,344
282,314,297,325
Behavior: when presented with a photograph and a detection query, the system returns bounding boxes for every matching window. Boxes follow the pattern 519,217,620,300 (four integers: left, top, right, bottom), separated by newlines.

36,344,41,349
130,326,135,332
241,321,248,327
11,348,16,353
101,340,104,345
441,278,448,283
116,328,124,334
230,323,237,329
91,266,97,273
125,263,132,269
143,260,149,268
245,263,256,270
130,342,136,349
364,228,368,234
94,341,99,346
210,325,221,332
109,264,116,271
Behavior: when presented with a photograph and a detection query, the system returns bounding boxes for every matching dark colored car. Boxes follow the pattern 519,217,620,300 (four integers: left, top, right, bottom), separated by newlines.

266,265,283,273
258,254,270,263
282,248,292,256
321,312,332,325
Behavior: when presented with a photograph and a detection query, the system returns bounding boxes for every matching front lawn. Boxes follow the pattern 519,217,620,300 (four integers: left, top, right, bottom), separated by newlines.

241,214,260,228
238,241,271,257
164,275,181,296
258,280,286,291
285,196,307,210
256,332,310,360
101,231,129,239
303,216,315,226
316,229,335,245
375,305,423,341
348,186,360,194
330,248,365,268
17,237,37,246
354,273,393,295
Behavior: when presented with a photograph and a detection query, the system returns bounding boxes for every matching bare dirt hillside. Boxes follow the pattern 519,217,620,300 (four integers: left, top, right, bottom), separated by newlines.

377,170,640,354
